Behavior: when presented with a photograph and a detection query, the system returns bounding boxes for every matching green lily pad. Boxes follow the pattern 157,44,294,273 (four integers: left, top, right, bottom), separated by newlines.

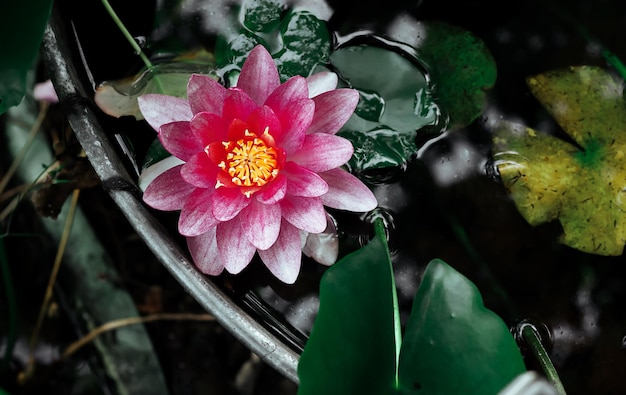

276,10,331,80
0,0,53,114
215,1,331,82
414,21,497,129
330,44,440,172
242,0,285,33
94,49,218,120
297,220,525,395
331,45,438,135
492,66,626,255
340,127,418,173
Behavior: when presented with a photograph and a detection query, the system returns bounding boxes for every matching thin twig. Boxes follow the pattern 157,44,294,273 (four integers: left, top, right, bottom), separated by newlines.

25,188,81,376
0,183,29,205
0,102,48,196
62,313,215,359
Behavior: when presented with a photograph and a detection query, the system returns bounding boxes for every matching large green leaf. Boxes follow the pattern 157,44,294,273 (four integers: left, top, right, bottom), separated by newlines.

397,260,526,394
297,219,400,395
297,221,525,395
0,0,53,114
492,66,626,255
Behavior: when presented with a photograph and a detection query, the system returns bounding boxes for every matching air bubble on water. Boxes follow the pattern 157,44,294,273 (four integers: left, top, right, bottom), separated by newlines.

511,319,554,354
484,156,501,181
133,36,148,52
358,207,398,254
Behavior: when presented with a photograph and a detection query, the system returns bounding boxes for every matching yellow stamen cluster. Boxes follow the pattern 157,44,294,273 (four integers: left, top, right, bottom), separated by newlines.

218,131,279,188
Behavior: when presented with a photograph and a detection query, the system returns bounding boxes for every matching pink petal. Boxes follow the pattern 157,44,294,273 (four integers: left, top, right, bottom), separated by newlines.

282,162,328,197
159,121,201,161
308,89,360,135
179,188,220,236
318,168,377,212
258,220,302,284
187,74,227,115
187,228,225,276
138,94,193,132
246,106,282,138
288,134,354,172
212,188,251,221
222,89,258,122
240,199,281,250
302,213,339,266
181,153,219,188
256,175,287,204
280,196,327,233
237,45,281,106
217,218,257,274
34,79,59,103
272,98,313,154
264,76,308,110
190,112,229,146
143,165,195,211
306,72,338,98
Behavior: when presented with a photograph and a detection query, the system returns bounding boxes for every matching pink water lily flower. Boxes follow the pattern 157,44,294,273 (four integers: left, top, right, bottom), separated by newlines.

138,45,377,284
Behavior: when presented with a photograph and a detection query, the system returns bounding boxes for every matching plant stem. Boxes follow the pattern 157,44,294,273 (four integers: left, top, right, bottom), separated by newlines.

100,0,164,92
521,324,567,395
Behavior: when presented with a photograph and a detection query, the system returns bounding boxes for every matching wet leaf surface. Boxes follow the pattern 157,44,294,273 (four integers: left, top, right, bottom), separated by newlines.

330,44,439,172
492,66,626,255
215,1,331,82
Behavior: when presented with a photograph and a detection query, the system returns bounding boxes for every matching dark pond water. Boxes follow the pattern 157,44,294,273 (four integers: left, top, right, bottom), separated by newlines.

24,0,626,393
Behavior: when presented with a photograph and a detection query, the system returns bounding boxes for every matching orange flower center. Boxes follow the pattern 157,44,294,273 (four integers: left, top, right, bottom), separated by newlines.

217,130,279,188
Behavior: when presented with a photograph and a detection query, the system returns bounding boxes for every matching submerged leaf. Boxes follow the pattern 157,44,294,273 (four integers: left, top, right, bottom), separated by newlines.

94,50,218,120
414,21,497,129
493,66,626,255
